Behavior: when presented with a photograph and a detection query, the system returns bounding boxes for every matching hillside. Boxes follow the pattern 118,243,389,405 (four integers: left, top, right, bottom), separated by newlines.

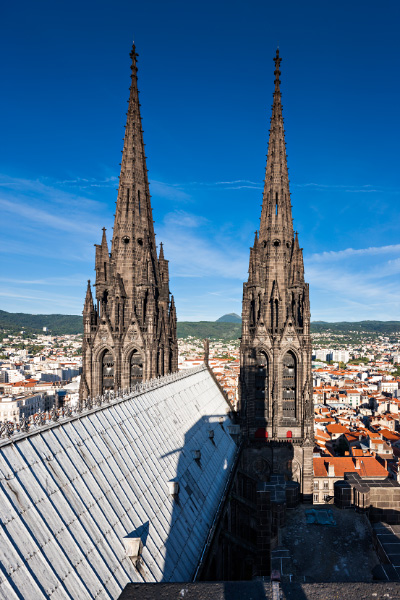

216,313,242,323
177,321,241,340
0,310,83,336
1,310,400,340
310,321,400,334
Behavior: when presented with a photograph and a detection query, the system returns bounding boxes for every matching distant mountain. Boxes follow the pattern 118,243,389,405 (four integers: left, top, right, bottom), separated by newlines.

216,313,242,323
177,321,241,341
1,309,400,341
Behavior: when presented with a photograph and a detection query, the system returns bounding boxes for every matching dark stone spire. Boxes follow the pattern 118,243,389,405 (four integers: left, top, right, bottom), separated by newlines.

111,41,158,306
80,42,178,400
259,49,293,243
239,49,314,501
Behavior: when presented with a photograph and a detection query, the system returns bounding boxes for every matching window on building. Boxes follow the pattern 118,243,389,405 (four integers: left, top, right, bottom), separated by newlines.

102,350,114,392
255,351,269,420
314,481,319,490
130,349,143,386
313,493,319,503
282,351,296,418
323,480,329,490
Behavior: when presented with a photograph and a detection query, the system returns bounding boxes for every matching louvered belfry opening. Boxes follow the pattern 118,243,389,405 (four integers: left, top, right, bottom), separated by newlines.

130,349,143,386
282,351,296,418
102,350,114,392
255,351,269,422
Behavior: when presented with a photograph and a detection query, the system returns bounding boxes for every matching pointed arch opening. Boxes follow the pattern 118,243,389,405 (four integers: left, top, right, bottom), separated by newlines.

255,350,269,422
130,349,143,386
158,345,165,377
102,349,114,392
282,350,296,419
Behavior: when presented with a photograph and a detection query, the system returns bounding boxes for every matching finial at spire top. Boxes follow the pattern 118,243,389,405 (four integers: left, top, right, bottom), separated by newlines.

274,48,282,69
130,39,137,60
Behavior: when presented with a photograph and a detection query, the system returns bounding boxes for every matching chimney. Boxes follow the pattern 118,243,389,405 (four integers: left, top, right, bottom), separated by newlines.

122,537,143,568
328,462,335,477
354,458,360,469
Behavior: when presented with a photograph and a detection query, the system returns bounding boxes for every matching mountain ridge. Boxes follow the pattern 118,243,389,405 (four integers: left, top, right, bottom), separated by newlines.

1,310,400,339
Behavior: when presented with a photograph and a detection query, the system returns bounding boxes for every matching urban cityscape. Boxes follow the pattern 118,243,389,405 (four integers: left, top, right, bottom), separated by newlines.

1,2,400,599
2,328,400,496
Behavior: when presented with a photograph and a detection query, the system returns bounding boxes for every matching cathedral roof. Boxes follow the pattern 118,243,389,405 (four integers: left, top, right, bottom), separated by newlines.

0,366,237,599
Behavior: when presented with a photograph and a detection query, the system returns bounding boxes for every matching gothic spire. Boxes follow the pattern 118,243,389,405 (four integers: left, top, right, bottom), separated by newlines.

83,280,94,313
259,48,294,242
111,41,159,301
80,40,178,401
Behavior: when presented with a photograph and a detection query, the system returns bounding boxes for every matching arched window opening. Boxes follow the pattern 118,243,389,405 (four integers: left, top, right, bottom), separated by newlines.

275,192,278,216
255,351,269,422
158,346,165,377
250,297,256,327
282,351,296,419
130,349,143,386
101,290,108,317
138,189,141,215
274,299,279,329
102,350,114,392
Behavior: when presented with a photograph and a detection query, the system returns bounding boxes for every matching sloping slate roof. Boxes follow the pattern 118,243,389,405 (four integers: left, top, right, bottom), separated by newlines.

0,366,237,600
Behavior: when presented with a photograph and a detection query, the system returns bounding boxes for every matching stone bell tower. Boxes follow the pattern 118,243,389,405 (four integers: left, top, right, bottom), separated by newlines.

239,49,313,500
80,42,178,400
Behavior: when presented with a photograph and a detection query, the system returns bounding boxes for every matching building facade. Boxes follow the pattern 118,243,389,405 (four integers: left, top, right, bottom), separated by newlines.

80,44,178,400
239,50,314,500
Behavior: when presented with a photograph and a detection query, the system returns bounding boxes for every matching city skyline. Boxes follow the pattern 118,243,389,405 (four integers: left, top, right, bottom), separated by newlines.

1,0,399,321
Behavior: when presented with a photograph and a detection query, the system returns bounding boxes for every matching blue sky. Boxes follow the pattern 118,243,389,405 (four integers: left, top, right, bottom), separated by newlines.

0,0,399,322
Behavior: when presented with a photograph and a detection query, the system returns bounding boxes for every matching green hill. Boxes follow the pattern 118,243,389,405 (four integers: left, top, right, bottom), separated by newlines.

310,320,400,334
0,310,82,336
1,310,399,340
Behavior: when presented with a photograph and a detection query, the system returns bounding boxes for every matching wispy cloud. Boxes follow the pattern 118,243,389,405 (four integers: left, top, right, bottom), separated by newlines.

150,178,263,195
158,210,248,280
305,242,400,321
295,182,399,194
309,243,400,262
0,173,109,237
149,179,192,202
55,176,117,189
0,197,100,235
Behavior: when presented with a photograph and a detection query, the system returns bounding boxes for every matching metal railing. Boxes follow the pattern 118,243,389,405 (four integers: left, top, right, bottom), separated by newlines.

0,364,206,446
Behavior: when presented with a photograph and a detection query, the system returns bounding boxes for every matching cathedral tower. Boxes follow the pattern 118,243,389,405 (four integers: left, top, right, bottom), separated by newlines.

239,50,313,499
80,42,178,400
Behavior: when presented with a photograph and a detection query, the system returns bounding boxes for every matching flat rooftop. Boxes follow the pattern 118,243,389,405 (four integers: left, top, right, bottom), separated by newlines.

279,504,379,582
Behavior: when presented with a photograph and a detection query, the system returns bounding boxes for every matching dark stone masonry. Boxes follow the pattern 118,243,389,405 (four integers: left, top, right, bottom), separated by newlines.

80,42,178,401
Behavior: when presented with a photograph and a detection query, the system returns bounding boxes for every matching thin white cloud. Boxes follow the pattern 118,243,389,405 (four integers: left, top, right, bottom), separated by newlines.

0,197,100,235
158,210,248,280
295,182,399,194
150,179,191,201
309,243,400,262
